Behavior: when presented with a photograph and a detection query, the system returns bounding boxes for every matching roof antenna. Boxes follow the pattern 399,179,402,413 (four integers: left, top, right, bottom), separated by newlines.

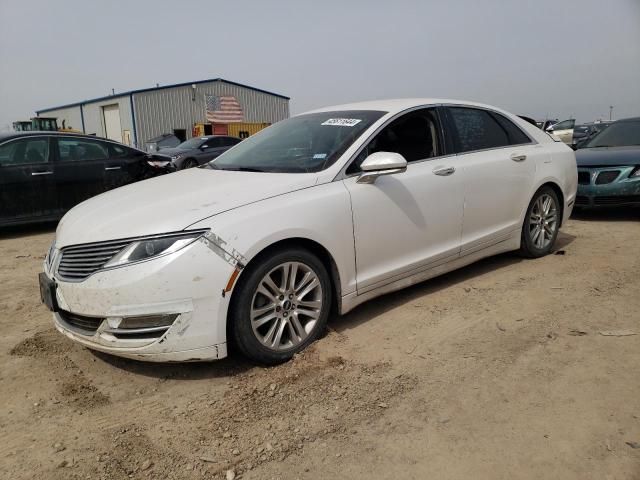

111,88,115,95
156,83,159,88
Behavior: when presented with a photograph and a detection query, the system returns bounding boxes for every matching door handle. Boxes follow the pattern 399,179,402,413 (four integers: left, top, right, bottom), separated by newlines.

510,154,527,162
31,171,53,176
433,166,455,176
104,166,121,171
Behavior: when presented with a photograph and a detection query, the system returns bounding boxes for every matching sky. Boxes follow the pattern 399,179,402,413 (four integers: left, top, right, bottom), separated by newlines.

1,0,639,131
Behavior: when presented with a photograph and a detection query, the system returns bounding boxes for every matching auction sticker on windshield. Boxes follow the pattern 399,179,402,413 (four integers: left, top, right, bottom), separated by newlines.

321,118,362,127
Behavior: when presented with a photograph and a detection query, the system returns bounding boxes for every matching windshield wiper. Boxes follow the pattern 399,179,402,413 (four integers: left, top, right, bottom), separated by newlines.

218,166,268,172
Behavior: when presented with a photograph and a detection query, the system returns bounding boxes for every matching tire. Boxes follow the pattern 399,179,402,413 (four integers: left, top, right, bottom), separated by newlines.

182,158,198,169
519,186,561,258
229,247,332,365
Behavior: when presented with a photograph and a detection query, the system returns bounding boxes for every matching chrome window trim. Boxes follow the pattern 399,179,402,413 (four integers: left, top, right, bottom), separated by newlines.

333,103,538,181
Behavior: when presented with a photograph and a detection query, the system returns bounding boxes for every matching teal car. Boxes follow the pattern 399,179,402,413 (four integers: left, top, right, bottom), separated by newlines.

575,117,640,208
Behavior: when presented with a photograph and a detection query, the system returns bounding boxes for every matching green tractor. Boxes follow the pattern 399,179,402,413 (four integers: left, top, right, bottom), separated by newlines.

12,117,81,133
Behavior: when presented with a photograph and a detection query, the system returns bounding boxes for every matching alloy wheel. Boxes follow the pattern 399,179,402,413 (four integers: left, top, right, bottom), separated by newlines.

250,261,323,351
528,193,558,249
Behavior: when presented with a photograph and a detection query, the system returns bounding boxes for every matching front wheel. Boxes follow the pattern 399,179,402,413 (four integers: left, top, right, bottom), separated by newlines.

182,158,198,169
520,186,561,258
229,248,332,365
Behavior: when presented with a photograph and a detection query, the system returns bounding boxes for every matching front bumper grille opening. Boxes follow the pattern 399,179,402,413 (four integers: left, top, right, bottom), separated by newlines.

59,310,104,334
575,196,589,206
595,170,621,185
577,172,591,185
108,327,171,340
593,195,640,206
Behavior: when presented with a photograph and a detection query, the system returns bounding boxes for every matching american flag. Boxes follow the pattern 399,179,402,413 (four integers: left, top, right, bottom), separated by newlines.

205,95,244,123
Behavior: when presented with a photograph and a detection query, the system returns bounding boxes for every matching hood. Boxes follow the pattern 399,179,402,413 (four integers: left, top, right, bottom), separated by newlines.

576,146,640,167
56,169,319,247
155,146,190,157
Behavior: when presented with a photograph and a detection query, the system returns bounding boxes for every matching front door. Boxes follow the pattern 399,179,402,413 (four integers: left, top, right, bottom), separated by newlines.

0,136,58,224
343,108,465,293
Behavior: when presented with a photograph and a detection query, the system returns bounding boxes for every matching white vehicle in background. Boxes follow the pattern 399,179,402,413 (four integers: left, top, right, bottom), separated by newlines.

40,99,577,364
546,118,576,144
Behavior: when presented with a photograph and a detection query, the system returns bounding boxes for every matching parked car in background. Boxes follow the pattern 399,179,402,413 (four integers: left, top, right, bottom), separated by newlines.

572,122,612,149
145,133,181,153
0,132,165,227
575,117,640,208
546,119,575,144
536,119,557,131
41,99,577,364
154,135,241,170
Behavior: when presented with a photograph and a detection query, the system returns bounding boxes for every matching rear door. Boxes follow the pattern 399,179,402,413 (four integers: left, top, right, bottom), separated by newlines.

0,136,58,224
444,106,538,253
53,136,110,212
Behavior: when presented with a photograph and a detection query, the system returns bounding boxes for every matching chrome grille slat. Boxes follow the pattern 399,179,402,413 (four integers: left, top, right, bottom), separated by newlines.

60,259,112,266
63,246,129,255
57,240,130,281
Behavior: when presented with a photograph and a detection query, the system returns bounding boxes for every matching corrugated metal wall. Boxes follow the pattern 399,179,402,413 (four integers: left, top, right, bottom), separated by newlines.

133,80,289,147
36,105,83,132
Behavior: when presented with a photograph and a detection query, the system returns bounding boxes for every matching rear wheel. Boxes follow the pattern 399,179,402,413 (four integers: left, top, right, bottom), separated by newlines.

229,247,331,365
520,186,560,258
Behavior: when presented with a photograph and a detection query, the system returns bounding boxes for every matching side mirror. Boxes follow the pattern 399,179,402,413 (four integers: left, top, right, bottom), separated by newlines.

357,152,407,184
200,144,209,150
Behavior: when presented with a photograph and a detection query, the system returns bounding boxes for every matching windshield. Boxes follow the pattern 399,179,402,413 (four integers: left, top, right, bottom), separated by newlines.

177,137,207,149
584,121,640,148
209,110,385,173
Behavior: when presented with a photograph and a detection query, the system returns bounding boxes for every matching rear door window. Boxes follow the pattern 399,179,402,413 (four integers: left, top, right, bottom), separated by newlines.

448,107,511,153
0,137,50,166
57,138,109,162
491,113,532,145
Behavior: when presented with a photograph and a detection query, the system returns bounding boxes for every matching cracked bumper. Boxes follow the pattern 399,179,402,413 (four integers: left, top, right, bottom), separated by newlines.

45,239,235,362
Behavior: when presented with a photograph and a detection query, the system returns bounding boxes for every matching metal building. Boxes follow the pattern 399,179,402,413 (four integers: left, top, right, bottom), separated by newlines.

35,78,290,149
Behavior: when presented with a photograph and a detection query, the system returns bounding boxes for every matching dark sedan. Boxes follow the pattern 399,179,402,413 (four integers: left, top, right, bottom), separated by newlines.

575,117,640,208
0,131,165,227
153,135,241,170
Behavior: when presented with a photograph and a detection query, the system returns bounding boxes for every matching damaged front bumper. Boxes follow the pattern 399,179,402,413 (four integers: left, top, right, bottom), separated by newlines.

44,237,239,362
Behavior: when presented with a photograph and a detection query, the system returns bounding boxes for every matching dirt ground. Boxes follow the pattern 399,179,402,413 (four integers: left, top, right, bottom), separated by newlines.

1,209,639,480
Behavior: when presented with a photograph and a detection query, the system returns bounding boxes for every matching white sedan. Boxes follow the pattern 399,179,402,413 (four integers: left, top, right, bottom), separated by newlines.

40,99,577,364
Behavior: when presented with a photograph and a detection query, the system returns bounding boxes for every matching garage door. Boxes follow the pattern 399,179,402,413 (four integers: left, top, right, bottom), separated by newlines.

103,104,122,142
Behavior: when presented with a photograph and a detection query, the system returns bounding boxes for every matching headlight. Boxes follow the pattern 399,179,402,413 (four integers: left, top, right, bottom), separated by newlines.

147,160,172,168
103,230,207,268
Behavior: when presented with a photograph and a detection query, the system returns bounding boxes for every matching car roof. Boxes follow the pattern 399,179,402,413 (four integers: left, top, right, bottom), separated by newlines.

0,131,102,142
302,98,513,116
616,117,640,123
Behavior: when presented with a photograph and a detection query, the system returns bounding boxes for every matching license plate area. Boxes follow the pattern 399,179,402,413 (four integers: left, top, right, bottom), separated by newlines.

39,272,58,312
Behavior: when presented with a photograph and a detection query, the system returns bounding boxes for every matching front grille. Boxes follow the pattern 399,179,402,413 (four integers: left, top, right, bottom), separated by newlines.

59,310,104,334
595,170,620,185
594,195,640,206
57,239,130,281
578,171,591,185
575,196,589,206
